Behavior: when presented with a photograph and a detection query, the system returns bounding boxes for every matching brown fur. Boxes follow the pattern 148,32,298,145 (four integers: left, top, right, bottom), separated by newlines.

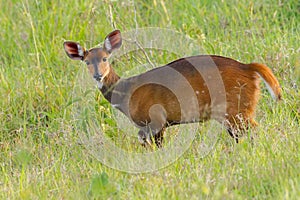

64,30,282,147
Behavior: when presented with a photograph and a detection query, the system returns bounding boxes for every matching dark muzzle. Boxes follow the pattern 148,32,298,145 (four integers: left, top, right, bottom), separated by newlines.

93,74,102,81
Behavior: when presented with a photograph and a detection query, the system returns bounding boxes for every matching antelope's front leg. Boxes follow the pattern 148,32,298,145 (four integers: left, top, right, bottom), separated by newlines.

138,129,152,147
138,127,165,148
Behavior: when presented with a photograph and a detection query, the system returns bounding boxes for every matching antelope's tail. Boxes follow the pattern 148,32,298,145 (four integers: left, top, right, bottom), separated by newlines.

247,63,282,100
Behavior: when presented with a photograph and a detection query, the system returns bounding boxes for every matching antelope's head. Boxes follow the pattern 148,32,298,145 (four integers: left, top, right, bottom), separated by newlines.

63,30,122,85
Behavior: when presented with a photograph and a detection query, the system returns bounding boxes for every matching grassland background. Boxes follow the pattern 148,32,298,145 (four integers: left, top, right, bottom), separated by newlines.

0,0,299,199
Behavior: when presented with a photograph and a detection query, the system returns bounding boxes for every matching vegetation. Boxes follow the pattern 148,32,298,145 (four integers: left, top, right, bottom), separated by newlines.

0,0,299,199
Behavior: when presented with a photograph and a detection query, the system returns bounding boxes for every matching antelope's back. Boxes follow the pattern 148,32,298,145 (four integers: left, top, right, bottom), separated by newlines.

113,55,260,125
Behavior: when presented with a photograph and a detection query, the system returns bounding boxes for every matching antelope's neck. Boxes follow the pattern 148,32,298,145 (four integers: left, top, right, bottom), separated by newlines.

100,67,120,102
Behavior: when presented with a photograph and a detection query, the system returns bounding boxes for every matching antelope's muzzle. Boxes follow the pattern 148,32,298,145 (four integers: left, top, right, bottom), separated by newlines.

93,73,102,82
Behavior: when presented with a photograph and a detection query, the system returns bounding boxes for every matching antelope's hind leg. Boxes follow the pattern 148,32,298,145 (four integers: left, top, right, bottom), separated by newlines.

226,128,239,143
226,117,259,143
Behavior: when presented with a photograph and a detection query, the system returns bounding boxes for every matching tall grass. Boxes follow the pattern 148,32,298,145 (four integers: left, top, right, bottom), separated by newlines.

0,0,299,199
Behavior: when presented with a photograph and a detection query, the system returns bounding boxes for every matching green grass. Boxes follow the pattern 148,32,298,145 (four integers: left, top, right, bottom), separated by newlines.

0,0,299,199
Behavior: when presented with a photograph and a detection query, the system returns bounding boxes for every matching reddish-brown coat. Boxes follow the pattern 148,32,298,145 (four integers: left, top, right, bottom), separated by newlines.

64,30,281,147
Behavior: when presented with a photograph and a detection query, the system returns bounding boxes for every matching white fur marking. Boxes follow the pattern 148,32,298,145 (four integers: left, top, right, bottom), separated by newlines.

258,74,276,100
104,38,112,52
97,81,103,89
111,104,121,108
77,44,84,57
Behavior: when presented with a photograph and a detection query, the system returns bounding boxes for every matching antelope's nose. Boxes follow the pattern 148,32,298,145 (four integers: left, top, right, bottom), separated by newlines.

93,74,102,81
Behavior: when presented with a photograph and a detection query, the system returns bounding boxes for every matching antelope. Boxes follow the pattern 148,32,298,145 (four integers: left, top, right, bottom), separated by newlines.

64,30,281,147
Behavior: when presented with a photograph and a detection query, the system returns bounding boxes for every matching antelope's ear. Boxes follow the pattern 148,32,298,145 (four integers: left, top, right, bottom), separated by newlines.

103,30,122,53
63,41,86,60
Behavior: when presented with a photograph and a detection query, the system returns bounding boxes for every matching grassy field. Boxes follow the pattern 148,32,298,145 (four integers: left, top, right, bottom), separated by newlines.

0,0,299,199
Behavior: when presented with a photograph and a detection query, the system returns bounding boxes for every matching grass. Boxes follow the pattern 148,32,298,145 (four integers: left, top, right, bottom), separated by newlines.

0,0,299,199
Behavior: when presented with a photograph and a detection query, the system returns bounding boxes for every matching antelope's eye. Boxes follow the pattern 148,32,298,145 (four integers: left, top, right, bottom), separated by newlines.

84,60,90,65
103,57,107,62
